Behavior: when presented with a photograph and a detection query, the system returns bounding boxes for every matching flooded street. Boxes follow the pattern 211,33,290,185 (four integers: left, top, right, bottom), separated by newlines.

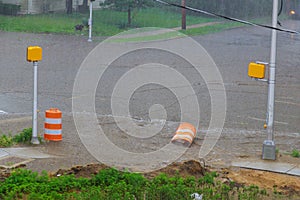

0,20,299,171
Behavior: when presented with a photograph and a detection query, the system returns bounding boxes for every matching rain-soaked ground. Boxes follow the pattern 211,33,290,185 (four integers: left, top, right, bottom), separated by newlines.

0,20,299,173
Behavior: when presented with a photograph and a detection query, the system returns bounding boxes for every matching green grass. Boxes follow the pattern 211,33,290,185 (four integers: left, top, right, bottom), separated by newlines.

0,168,278,200
0,134,14,147
108,30,185,43
0,8,217,36
0,12,122,36
0,14,79,34
180,16,271,36
291,149,300,158
130,8,215,28
180,21,243,35
0,8,276,36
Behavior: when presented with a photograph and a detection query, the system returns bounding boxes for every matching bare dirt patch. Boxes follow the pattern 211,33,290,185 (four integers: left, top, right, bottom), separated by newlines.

51,160,206,179
144,160,206,179
225,167,300,195
53,163,109,178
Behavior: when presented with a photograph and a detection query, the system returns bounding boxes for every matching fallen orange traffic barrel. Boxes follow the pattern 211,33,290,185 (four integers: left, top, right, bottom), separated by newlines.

44,108,62,141
171,122,196,146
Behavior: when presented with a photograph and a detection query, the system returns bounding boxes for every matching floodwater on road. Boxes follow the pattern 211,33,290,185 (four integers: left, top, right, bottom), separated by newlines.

0,20,299,172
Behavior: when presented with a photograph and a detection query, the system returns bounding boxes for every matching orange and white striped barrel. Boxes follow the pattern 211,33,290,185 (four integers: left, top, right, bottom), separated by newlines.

171,123,196,146
44,108,62,141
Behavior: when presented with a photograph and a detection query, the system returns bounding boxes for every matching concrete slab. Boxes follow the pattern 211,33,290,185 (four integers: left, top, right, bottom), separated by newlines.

0,149,9,158
0,148,53,159
0,156,34,169
232,160,298,175
245,162,296,173
231,161,251,167
287,167,300,176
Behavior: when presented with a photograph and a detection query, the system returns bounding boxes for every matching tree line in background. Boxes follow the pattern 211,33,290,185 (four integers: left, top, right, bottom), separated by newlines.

100,0,151,25
68,0,295,26
171,0,299,18
67,0,291,19
99,0,276,18
66,0,89,14
97,0,276,26
164,0,275,18
0,0,290,18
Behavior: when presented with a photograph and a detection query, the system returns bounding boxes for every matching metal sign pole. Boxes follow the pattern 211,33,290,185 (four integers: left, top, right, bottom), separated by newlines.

27,46,42,144
181,0,186,30
88,1,93,42
31,61,40,144
263,0,278,160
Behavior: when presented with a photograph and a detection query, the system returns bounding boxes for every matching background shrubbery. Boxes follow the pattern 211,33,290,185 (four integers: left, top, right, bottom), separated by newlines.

0,1,20,16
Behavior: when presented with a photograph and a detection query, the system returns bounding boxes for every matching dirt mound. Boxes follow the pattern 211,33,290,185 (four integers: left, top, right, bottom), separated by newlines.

52,160,206,179
53,163,109,178
144,160,206,179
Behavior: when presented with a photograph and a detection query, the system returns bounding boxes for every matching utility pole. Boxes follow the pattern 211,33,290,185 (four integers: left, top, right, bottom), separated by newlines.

181,0,186,30
88,0,93,42
28,0,33,14
66,0,73,14
262,0,278,160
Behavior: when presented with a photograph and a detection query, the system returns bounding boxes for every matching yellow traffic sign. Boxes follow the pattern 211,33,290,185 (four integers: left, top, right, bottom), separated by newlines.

27,46,42,62
248,62,265,79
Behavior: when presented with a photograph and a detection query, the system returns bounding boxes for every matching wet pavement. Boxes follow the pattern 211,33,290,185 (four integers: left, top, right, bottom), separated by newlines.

0,20,299,172
0,147,53,159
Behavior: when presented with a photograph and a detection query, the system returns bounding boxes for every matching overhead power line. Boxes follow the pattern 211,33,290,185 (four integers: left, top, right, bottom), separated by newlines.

153,0,300,34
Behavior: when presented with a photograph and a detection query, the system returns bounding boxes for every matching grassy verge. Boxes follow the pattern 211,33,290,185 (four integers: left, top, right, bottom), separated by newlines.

0,14,80,34
180,21,244,35
0,168,287,200
0,8,278,36
180,15,276,36
129,8,216,28
0,8,217,36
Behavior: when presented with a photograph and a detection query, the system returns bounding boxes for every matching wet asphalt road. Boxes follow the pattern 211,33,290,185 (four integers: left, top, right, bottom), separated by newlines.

1,20,299,133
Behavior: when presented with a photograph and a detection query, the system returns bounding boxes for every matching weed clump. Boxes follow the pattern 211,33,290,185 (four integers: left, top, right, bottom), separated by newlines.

291,149,300,158
0,128,41,147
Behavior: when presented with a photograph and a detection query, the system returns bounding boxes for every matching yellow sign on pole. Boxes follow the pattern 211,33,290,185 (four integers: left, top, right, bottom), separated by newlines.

27,46,42,62
248,62,265,79
27,46,42,144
